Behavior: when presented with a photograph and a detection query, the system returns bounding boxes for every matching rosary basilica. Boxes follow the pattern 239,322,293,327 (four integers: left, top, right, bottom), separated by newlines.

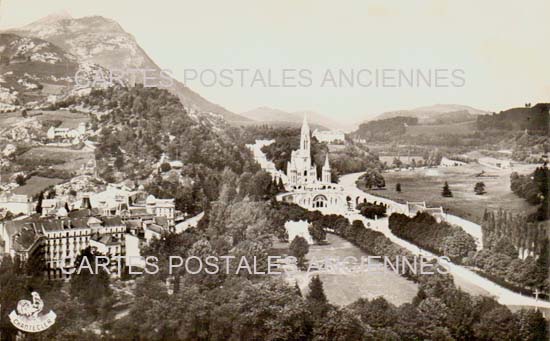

286,116,331,189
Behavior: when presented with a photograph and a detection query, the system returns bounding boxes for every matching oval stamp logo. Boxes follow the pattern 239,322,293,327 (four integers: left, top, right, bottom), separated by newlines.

9,292,56,333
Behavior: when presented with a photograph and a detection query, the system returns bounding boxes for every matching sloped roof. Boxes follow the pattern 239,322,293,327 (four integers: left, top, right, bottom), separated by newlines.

4,219,42,252
68,208,100,218
91,234,121,246
101,216,124,227
154,216,169,228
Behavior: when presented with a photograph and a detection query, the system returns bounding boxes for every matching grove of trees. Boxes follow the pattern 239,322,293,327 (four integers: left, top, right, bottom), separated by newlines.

389,212,477,263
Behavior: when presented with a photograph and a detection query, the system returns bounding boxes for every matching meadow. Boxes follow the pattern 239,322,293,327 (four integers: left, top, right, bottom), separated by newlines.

13,176,65,197
276,234,419,306
405,120,476,136
361,162,539,224
20,146,95,173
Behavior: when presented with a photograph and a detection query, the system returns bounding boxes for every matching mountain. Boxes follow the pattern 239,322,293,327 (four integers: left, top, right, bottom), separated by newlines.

6,14,250,124
0,32,81,110
370,104,488,124
240,106,352,131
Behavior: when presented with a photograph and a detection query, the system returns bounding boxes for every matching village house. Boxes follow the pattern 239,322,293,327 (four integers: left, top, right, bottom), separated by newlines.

46,122,86,141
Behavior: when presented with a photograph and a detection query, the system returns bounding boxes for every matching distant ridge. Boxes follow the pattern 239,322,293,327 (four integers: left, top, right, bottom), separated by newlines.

367,104,489,125
240,106,353,131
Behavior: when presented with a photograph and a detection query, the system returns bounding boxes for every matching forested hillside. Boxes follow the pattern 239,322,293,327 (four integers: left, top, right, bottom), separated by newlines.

49,85,266,214
352,116,418,142
477,103,549,134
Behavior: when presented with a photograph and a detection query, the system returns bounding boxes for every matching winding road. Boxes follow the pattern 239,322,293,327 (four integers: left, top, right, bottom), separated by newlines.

335,172,550,308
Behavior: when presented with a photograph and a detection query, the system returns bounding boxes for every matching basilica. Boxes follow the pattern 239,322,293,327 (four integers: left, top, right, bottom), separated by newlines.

279,116,348,212
286,116,331,189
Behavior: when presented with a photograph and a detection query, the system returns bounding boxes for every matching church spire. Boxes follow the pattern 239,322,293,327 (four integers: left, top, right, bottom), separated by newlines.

300,114,310,152
322,154,331,183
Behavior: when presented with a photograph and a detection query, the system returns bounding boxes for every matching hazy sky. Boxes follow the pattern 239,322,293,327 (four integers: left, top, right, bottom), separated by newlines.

1,0,549,122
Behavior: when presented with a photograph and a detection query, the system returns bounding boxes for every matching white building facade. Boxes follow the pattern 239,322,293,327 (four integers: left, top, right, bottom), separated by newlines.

279,116,348,212
286,116,334,189
312,129,345,144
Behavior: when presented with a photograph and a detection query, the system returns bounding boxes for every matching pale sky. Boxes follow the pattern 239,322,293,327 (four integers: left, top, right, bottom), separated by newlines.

1,0,549,122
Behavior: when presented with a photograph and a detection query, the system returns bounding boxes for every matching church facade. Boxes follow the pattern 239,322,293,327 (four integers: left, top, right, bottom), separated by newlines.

278,116,348,212
286,116,331,189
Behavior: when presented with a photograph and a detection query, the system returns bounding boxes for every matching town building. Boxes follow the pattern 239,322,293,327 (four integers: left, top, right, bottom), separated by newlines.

406,201,445,222
46,122,86,140
0,192,33,215
74,185,174,222
312,129,345,144
440,157,466,167
0,214,126,279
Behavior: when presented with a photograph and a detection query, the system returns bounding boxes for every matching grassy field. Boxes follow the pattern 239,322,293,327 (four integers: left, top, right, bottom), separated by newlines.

405,120,476,136
275,234,419,306
13,176,65,197
20,146,95,172
362,163,539,224
274,233,493,306
31,110,90,129
0,110,89,131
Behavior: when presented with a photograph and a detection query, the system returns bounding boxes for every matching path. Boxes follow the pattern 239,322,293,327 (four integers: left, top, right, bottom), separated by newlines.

334,172,550,308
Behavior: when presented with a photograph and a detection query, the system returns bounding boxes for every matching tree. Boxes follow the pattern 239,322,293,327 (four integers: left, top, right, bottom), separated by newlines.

159,162,171,173
360,170,385,189
396,183,402,192
47,188,56,199
473,306,518,340
14,174,26,186
114,155,125,170
306,275,329,318
357,202,386,219
349,297,397,329
289,236,309,269
515,309,547,340
277,177,285,192
392,157,403,169
442,230,477,262
307,275,327,304
70,248,113,317
36,191,44,215
442,181,453,197
308,221,326,244
474,182,486,195
313,308,366,340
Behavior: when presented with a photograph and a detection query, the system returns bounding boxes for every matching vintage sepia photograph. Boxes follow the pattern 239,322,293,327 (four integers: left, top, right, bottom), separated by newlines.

0,0,548,340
